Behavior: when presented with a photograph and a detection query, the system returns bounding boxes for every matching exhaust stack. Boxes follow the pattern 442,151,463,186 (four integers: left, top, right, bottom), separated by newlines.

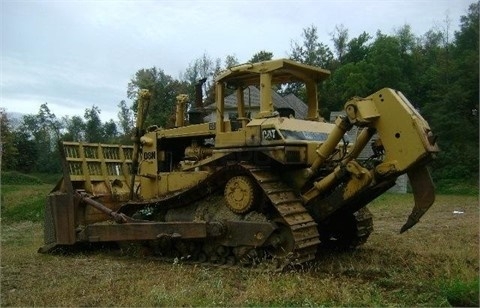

188,78,207,124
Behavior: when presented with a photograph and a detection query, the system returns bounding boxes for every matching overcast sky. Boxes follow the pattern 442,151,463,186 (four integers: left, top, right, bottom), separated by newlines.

1,0,474,122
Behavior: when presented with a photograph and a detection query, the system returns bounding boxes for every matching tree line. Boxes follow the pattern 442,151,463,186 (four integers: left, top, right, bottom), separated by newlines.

1,2,478,188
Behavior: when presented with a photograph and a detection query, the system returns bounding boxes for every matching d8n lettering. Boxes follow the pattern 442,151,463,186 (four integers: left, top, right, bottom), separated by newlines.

143,151,156,160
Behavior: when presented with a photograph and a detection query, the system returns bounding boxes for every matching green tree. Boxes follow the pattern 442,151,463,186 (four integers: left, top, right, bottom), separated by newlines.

287,25,334,107
103,119,119,142
452,1,479,115
366,32,405,91
182,53,247,107
62,115,85,141
343,32,372,64
330,24,349,64
0,109,18,170
182,53,222,106
423,2,479,182
12,130,37,173
249,51,274,63
84,106,104,143
289,25,334,68
19,103,62,173
128,67,186,128
322,31,373,114
328,61,373,103
224,54,239,68
117,100,134,141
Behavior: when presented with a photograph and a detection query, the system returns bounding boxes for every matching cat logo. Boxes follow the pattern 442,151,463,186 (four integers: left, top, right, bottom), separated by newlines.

262,129,277,141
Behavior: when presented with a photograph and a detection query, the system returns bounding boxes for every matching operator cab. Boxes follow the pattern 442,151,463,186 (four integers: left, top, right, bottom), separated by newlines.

214,59,331,134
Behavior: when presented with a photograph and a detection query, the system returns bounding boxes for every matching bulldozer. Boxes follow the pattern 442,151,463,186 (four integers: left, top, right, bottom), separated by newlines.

39,59,439,268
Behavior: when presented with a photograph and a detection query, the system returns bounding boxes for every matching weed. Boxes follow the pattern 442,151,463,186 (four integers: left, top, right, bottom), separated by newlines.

1,171,61,185
439,278,480,307
1,171,43,185
30,173,62,185
1,184,50,223
435,179,479,195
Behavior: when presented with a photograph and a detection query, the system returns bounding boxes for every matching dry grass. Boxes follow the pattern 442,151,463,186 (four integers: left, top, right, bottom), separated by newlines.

1,194,478,307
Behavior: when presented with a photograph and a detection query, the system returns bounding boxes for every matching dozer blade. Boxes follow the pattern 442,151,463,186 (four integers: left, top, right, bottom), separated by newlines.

400,166,435,233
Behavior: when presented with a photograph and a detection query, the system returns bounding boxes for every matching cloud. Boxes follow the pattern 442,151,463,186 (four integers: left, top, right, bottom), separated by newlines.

3,93,118,123
2,53,125,121
1,0,474,124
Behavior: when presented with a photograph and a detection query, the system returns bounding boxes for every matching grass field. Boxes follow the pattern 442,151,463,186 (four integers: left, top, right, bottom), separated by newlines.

1,174,478,306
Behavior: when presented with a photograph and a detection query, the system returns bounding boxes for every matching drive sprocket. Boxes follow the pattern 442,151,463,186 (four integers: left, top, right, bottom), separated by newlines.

224,175,258,214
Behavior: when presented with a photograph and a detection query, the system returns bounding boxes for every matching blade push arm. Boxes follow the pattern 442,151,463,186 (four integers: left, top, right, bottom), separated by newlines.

303,88,439,232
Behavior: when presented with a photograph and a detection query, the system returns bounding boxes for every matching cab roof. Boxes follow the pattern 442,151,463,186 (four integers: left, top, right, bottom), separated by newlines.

215,58,331,87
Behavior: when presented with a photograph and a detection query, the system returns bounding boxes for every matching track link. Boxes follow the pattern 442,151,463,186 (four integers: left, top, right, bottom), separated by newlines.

350,207,374,247
244,165,320,266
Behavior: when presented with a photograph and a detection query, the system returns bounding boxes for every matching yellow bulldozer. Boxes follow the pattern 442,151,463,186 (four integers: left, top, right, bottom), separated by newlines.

39,59,439,268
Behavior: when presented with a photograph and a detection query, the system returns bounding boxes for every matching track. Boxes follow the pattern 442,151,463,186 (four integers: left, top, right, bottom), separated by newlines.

318,207,373,250
116,163,374,268
244,165,320,266
118,163,321,269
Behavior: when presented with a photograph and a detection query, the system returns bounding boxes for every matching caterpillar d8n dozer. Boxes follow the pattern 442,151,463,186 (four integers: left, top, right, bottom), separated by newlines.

39,59,439,269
